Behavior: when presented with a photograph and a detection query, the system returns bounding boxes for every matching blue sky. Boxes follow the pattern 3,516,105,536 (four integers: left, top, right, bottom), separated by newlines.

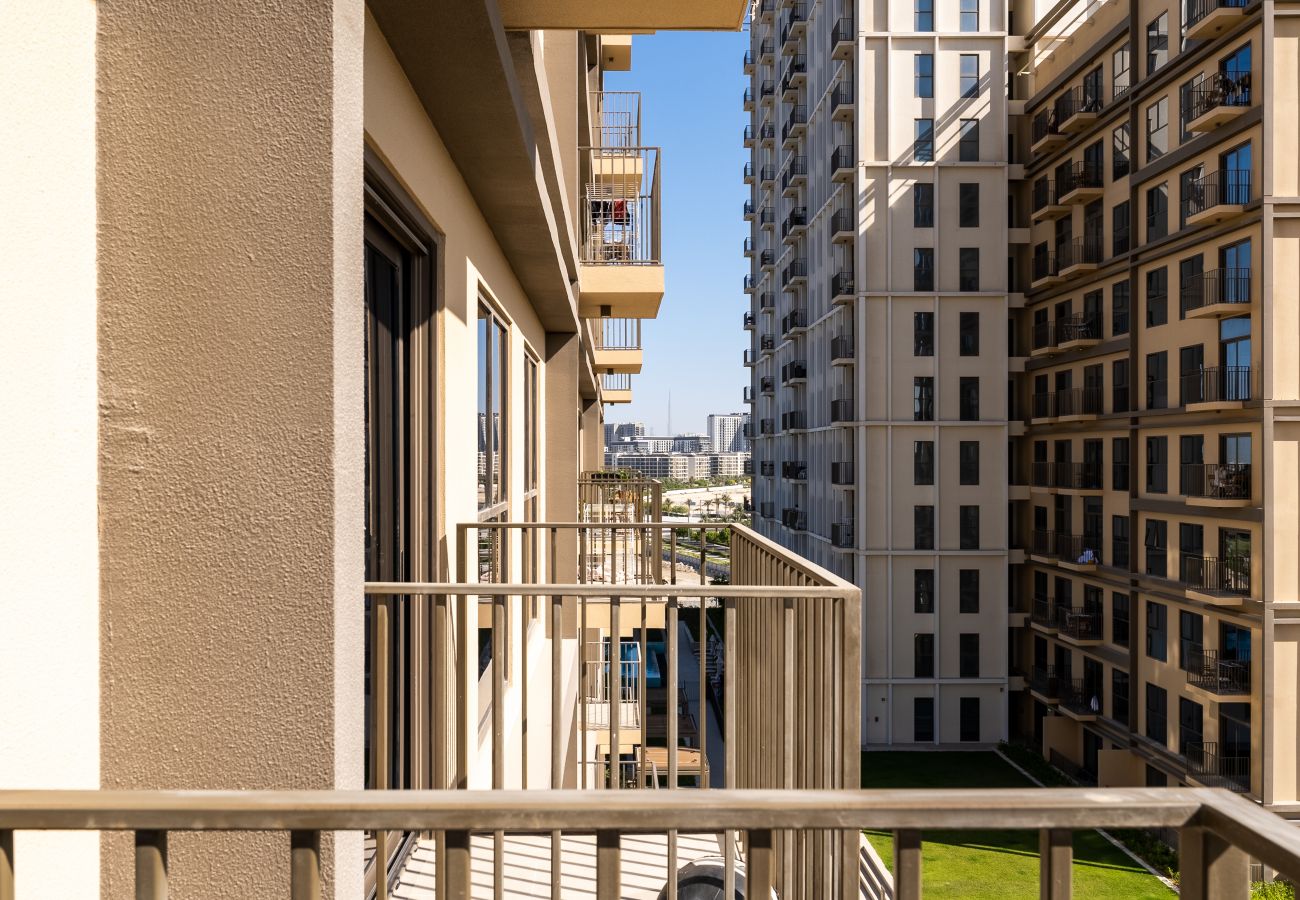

604,30,749,437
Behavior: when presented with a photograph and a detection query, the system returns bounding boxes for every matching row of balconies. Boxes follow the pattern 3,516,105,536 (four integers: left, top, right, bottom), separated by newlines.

1024,461,1250,503
751,459,854,487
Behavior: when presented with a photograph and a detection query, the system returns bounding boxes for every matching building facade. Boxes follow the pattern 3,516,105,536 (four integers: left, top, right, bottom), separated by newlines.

707,411,753,451
744,0,1300,810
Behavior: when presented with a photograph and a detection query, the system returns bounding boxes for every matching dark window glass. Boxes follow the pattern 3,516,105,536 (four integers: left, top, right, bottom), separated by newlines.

1113,515,1130,569
959,119,979,161
1113,669,1130,722
914,377,935,421
960,54,979,99
1113,436,1130,489
959,183,980,227
1146,436,1168,494
1113,593,1131,647
959,248,980,292
1112,281,1130,336
1146,682,1167,746
959,633,980,677
1146,266,1168,326
914,312,934,355
1112,201,1131,256
914,568,935,613
959,311,980,356
914,440,935,484
914,697,934,741
959,568,980,613
1147,13,1168,76
915,53,934,98
959,377,979,421
1179,609,1204,673
1146,351,1168,409
1113,123,1131,178
1113,359,1130,413
914,505,935,549
914,632,935,677
959,697,980,742
1179,165,1204,229
1145,520,1168,579
1178,254,1203,318
915,0,934,31
959,440,979,485
914,247,935,290
914,183,934,228
1146,182,1168,241
915,118,935,162
959,505,980,549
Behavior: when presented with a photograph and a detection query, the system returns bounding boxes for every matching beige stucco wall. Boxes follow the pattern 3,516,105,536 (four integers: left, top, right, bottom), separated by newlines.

0,2,101,897
96,1,365,896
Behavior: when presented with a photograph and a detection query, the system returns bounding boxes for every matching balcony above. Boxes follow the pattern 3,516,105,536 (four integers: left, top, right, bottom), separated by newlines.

830,208,854,243
1030,110,1065,156
831,521,854,549
592,318,644,374
1185,0,1249,41
1187,648,1251,697
601,372,632,404
830,82,854,121
1183,365,1253,412
1030,252,1060,290
1058,161,1103,205
1055,85,1102,134
831,461,854,485
782,460,808,481
830,17,854,60
1057,312,1101,350
830,270,855,305
830,145,854,183
1031,179,1069,223
830,333,854,365
496,0,747,29
1183,268,1252,318
1187,70,1252,132
1182,463,1252,508
579,146,664,318
1181,555,1253,604
1184,169,1252,226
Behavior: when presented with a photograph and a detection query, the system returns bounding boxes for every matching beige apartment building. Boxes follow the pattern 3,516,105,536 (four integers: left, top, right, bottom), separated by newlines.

745,0,1300,812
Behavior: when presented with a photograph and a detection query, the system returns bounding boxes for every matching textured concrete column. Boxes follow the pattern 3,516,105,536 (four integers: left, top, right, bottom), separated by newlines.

97,1,364,897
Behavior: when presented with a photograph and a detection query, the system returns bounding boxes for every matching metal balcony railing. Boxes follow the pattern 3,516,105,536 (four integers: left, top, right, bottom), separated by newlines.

830,397,854,422
830,16,854,49
831,461,854,484
781,360,807,382
742,311,754,329
743,458,753,475
1030,594,1057,626
782,410,808,431
602,372,631,393
1055,460,1104,490
781,156,808,192
743,199,754,218
759,500,775,518
760,460,775,477
760,79,775,99
830,270,854,299
1186,647,1251,695
782,258,808,288
1180,555,1252,596
760,164,776,184
1032,252,1059,283
1058,235,1103,270
743,275,755,292
1182,365,1253,404
1182,267,1251,312
580,146,661,266
831,207,854,237
781,507,807,530
1182,463,1251,500
1182,169,1252,220
781,206,808,238
830,334,854,361
1057,312,1100,343
589,91,642,149
759,121,775,142
758,291,775,310
1031,109,1059,147
830,144,854,174
759,249,775,268
1032,178,1055,212
1186,0,1250,29
781,308,808,336
759,205,775,224
1055,386,1104,418
1058,532,1102,565
1060,678,1102,715
831,81,854,112
782,460,808,480
1059,161,1103,198
1029,664,1060,696
1187,740,1252,793
1187,69,1252,121
1059,607,1104,642
760,375,775,393
1031,392,1057,419
760,333,776,352
593,317,642,351
831,521,854,548
743,349,756,365
1031,320,1057,351
760,417,775,434
1054,84,1104,123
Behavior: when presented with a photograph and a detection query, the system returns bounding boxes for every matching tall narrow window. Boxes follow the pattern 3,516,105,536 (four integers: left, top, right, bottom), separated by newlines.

1146,98,1168,162
1146,600,1168,661
1113,43,1131,96
959,569,980,612
914,633,935,677
915,118,935,162
915,53,934,98
959,634,980,677
959,184,980,228
1113,360,1130,414
960,0,979,32
914,440,935,484
1113,515,1131,568
1146,183,1168,242
1146,266,1168,326
1146,350,1168,409
960,54,980,98
914,569,935,613
914,247,935,291
959,440,980,484
1145,520,1168,579
959,119,979,161
1113,201,1131,256
1146,436,1168,494
960,505,980,549
914,183,935,227
914,505,935,549
959,248,980,292
478,303,510,513
915,0,934,31
1113,593,1131,647
959,377,980,421
1146,13,1168,75
1113,437,1130,489
914,377,935,421
1113,123,1131,178
959,697,980,742
959,311,980,356
914,311,935,355
914,697,935,741
1112,281,1130,336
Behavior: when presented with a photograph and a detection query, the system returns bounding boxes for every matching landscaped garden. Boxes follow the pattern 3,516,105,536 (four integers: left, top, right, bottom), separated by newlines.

860,751,1174,899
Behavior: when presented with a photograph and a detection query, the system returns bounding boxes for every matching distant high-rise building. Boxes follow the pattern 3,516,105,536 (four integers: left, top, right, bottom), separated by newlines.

707,412,750,453
603,421,646,450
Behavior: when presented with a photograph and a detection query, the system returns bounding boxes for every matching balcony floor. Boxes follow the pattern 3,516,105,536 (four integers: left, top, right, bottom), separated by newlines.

394,830,737,899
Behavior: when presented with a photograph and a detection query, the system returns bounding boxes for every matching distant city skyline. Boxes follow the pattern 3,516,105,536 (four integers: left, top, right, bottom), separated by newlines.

604,31,748,432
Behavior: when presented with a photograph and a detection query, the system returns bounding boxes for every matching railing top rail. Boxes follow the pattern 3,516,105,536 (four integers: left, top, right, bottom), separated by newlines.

365,581,858,600
3,788,1291,851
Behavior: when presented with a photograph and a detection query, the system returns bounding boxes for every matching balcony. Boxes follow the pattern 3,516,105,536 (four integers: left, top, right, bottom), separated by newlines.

743,86,754,110
782,460,808,481
759,249,776,270
1183,365,1253,411
831,461,854,485
1187,741,1252,793
1030,252,1060,289
1187,648,1252,696
1058,608,1104,645
743,199,755,221
830,207,854,243
831,521,855,548
743,236,754,257
781,307,808,337
1057,312,1101,350
759,79,775,106
781,507,807,530
1055,85,1103,134
1029,664,1061,700
1055,386,1103,422
759,500,775,518
830,333,854,365
830,144,854,183
1030,595,1058,630
1058,236,1102,279
830,81,854,121
780,56,807,100
830,16,854,60
1031,179,1069,222
743,349,756,366
743,457,754,474
1183,169,1252,226
759,205,776,227
743,48,754,74
758,0,774,21
1181,555,1252,603
1187,70,1252,132
760,375,775,394
1182,463,1252,507
758,291,775,311
1185,0,1249,41
579,146,664,318
743,275,755,293
760,460,775,476
592,318,644,374
743,124,754,147
759,37,775,63
781,258,808,291
781,359,807,384
602,372,633,403
830,396,854,423
743,161,754,183
1031,530,1101,571
830,270,855,305
782,206,808,242
1055,460,1104,492
781,156,808,197
1183,268,1252,318
743,311,755,330
759,333,775,355
780,5,807,54
1058,161,1104,205
759,121,775,146
781,106,807,149
1030,109,1064,155
1060,679,1101,720
759,164,776,188
782,409,808,432
760,417,775,434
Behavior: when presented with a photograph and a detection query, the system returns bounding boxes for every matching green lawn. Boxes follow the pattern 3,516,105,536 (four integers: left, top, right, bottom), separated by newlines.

860,751,1173,900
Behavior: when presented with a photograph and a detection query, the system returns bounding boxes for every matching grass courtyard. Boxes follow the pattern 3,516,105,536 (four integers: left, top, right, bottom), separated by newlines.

860,751,1173,899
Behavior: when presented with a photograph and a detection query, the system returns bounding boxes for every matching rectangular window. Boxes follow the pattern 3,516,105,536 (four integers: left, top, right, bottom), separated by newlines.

1179,77,1201,143
1146,183,1168,241
1178,254,1204,317
1146,266,1168,326
959,440,980,485
915,53,934,98
959,568,980,613
478,303,510,512
959,248,980,292
1146,600,1168,661
914,311,934,355
1112,281,1130,336
1113,669,1130,723
915,632,935,677
959,697,980,742
914,247,935,291
914,505,935,549
914,568,935,613
915,118,935,162
1113,43,1131,96
913,697,934,742
959,311,980,356
1179,165,1204,229
1179,609,1204,673
1147,13,1168,76
1146,350,1168,410
915,0,934,31
960,54,980,98
959,376,980,421
959,119,979,161
1113,123,1131,178
959,183,980,227
914,377,935,421
1146,99,1168,162
1112,201,1131,256
959,634,980,677
1145,520,1168,579
960,0,978,32
1113,593,1131,647
914,440,935,485
1146,436,1168,494
959,504,980,549
914,183,934,228
1113,515,1131,568
1146,682,1167,745
1113,436,1130,489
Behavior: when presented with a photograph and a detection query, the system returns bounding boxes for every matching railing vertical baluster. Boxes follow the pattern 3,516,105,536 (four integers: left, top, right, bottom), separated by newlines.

373,591,391,899
596,830,620,900
782,596,795,893
1039,828,1072,899
0,829,13,900
723,594,737,898
639,598,648,787
445,829,471,900
748,828,775,899
669,527,677,584
667,592,679,900
580,582,588,790
290,831,321,900
894,829,921,900
698,593,708,789
1180,825,1248,900
134,830,167,900
610,594,621,790
493,590,506,900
